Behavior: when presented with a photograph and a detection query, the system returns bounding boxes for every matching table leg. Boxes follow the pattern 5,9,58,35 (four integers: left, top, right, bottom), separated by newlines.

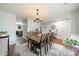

47,44,48,52
8,36,9,56
44,46,47,55
27,39,29,48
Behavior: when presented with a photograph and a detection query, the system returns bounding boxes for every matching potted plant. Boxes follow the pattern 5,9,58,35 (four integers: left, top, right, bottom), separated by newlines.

64,38,79,47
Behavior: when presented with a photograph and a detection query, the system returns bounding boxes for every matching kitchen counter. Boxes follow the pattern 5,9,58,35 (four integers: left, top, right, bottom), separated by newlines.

0,34,9,38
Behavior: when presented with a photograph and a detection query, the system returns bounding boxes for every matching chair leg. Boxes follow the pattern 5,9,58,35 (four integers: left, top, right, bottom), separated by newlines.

47,44,48,52
51,43,52,48
44,46,47,55
40,48,42,56
27,40,29,48
34,46,38,55
49,44,51,49
49,43,52,49
33,45,35,54
30,43,32,51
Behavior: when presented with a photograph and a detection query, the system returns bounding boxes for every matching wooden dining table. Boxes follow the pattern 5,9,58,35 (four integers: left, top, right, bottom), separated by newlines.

26,34,42,55
26,32,53,55
26,34,41,47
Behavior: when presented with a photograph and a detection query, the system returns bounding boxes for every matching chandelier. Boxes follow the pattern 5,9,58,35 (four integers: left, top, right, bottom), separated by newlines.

34,9,42,22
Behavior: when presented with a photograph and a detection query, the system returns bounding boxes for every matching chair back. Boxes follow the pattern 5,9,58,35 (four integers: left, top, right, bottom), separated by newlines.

47,32,53,42
40,33,48,46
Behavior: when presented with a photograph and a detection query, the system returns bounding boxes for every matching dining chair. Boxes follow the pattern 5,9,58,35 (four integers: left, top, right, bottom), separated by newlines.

46,32,53,51
27,32,34,48
33,33,48,56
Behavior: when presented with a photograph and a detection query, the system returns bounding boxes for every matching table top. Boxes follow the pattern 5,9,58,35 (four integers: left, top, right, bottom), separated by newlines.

27,35,41,43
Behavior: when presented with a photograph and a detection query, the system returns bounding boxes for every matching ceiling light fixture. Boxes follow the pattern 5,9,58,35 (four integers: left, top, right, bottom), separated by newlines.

34,9,42,22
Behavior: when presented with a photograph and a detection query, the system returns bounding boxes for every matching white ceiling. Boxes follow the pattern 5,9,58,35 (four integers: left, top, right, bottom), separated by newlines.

0,3,79,22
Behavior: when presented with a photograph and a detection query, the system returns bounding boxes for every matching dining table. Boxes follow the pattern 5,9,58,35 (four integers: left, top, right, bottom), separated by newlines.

26,34,42,55
26,34,42,47
26,32,53,56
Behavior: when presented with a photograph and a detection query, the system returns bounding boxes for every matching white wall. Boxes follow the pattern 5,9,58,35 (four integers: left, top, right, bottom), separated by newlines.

27,19,38,32
54,19,71,39
23,20,27,38
42,10,79,40
42,18,71,39
70,11,78,35
22,19,40,38
70,10,79,42
70,10,79,35
0,11,16,45
76,10,79,34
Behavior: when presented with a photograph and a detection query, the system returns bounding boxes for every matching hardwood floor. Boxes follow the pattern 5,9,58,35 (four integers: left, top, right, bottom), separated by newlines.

52,38,69,47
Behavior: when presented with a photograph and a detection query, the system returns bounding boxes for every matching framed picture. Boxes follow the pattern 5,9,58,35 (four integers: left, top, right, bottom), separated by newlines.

51,24,55,29
18,25,21,29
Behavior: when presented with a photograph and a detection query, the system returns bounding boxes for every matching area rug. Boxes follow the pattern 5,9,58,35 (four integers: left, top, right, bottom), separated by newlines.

15,43,75,56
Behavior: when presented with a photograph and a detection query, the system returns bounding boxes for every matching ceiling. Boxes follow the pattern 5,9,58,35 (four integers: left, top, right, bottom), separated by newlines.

0,3,79,22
